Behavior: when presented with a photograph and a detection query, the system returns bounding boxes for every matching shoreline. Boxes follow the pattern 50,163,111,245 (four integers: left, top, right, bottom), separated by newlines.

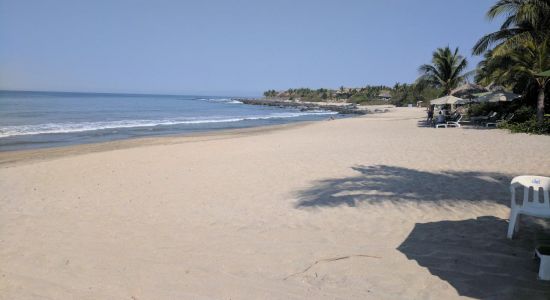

0,92,347,154
0,119,322,166
0,104,395,165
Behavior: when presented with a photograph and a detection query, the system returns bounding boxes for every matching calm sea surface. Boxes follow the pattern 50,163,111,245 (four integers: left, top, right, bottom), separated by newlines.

0,91,338,151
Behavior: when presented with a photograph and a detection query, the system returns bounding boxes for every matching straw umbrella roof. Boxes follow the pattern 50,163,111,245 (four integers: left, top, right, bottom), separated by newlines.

450,83,488,98
475,91,521,103
378,91,392,98
430,95,468,105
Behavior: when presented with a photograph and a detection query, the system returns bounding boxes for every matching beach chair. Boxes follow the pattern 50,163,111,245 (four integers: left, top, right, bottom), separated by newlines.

479,112,499,127
471,111,496,126
485,113,514,127
446,114,463,128
507,175,550,239
435,114,462,128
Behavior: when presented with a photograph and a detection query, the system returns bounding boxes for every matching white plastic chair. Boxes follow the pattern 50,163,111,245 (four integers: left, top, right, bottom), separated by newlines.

446,115,462,128
507,175,550,239
435,114,462,128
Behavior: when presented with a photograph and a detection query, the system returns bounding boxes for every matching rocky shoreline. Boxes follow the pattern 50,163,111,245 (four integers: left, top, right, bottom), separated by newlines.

234,98,370,115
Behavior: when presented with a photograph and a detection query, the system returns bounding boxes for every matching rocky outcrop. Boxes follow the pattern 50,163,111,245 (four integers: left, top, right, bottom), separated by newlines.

235,99,368,115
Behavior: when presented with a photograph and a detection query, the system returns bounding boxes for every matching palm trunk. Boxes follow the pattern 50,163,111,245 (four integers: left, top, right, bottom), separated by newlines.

537,87,545,125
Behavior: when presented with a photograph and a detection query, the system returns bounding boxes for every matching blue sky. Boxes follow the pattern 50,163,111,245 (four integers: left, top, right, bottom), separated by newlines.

0,0,502,96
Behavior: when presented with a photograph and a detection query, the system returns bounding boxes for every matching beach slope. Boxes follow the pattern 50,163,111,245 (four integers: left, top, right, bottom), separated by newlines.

1,108,550,299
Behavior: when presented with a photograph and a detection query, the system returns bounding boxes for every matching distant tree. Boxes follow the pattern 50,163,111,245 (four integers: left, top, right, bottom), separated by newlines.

263,90,278,98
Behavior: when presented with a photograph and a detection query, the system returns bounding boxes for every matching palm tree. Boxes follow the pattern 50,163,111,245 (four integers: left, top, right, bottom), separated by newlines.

478,36,550,122
263,90,278,98
473,0,550,124
418,47,468,95
473,0,550,55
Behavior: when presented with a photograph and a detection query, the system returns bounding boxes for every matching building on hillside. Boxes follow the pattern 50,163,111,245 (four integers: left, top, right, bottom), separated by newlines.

378,91,392,101
336,88,350,94
277,91,289,97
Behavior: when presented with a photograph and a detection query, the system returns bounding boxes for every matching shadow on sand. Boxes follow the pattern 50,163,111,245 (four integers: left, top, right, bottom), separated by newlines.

398,216,550,299
294,165,550,298
295,165,511,208
416,119,500,131
417,119,434,128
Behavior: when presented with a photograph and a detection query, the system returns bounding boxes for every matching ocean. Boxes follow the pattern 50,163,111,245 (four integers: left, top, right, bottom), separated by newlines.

0,91,338,151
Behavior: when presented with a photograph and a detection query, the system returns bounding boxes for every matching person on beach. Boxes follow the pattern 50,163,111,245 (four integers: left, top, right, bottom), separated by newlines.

436,111,446,125
427,106,434,123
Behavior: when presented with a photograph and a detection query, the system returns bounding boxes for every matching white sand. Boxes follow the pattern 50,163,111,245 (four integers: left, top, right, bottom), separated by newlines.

1,108,550,299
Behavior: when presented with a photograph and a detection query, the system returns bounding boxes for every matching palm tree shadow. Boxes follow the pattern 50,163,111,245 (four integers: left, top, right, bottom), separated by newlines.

295,165,511,208
397,216,550,299
294,166,550,298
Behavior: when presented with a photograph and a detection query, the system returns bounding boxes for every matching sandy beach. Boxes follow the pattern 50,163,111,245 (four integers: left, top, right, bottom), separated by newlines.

1,107,550,299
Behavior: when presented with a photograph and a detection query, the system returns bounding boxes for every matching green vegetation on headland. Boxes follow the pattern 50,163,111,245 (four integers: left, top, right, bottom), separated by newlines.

264,0,550,134
263,84,441,107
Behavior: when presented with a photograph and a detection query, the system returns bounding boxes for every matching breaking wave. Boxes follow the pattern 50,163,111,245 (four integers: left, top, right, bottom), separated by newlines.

196,98,243,104
0,111,336,138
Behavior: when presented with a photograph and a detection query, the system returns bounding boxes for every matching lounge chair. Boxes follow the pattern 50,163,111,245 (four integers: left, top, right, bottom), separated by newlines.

507,175,550,239
470,111,496,126
446,114,463,127
435,113,462,128
479,112,499,126
485,113,514,127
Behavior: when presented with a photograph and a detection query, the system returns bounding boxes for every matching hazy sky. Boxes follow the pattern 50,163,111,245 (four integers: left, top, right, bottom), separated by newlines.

0,0,502,96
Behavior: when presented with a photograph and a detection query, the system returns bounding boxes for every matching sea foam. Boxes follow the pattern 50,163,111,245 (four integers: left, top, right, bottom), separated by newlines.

0,111,336,138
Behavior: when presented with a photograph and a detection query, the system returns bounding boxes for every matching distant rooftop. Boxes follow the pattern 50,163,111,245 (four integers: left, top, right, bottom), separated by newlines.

379,91,392,98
